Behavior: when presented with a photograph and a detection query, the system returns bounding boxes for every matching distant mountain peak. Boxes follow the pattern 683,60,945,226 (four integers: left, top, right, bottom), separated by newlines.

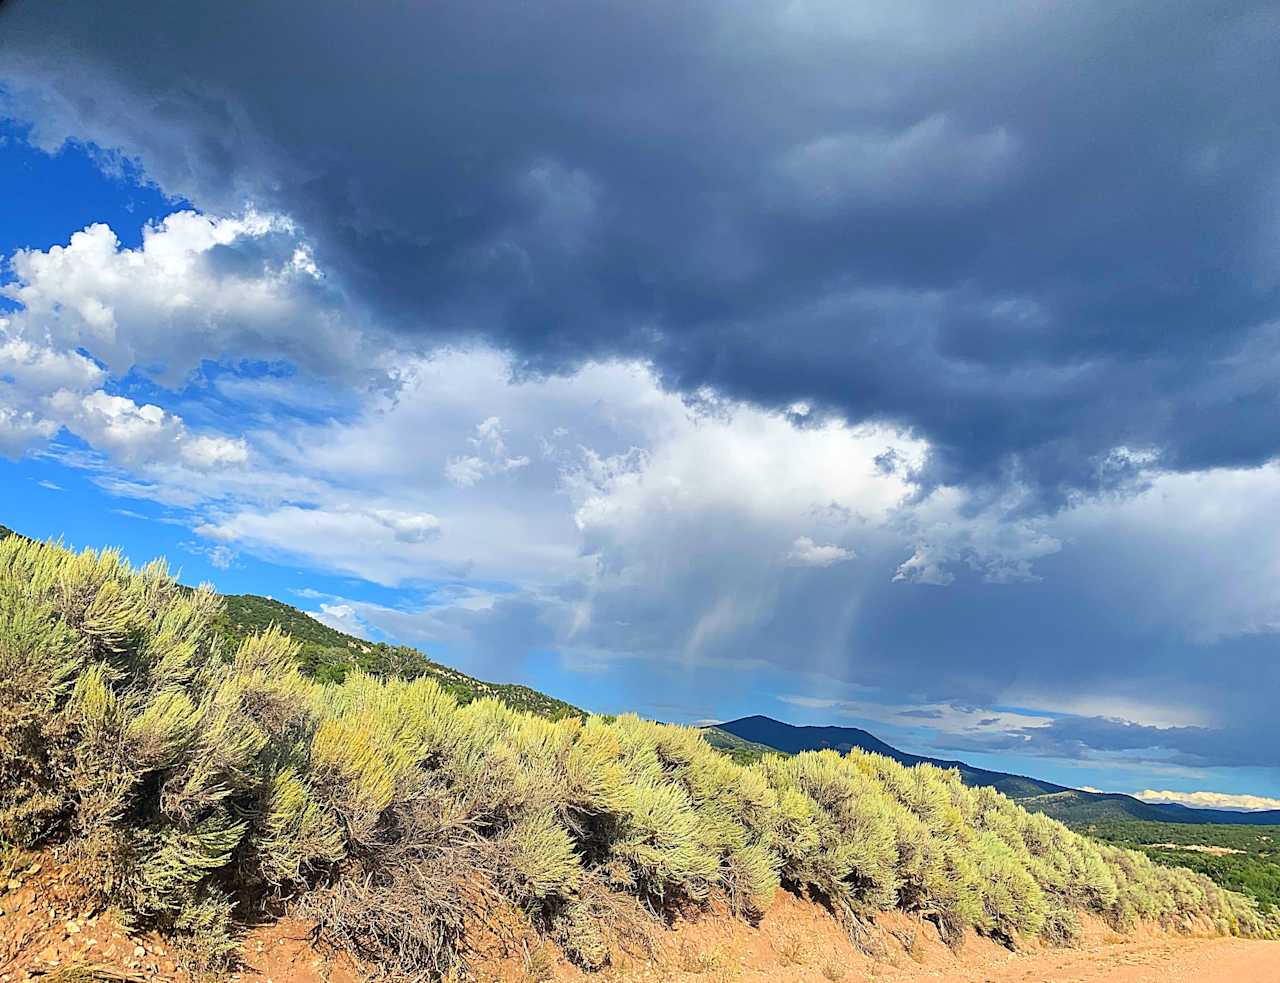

712,715,1071,800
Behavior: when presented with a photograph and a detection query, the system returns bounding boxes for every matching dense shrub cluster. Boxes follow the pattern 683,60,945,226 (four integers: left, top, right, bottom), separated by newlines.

1,537,1276,977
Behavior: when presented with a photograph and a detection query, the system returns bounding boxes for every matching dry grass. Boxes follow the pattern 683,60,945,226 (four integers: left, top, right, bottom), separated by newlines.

890,922,925,963
518,939,557,983
889,923,916,951
32,963,143,982
675,940,727,972
775,930,810,966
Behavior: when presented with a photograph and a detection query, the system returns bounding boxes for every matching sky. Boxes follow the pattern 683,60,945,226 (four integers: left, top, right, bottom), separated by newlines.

2,0,1279,809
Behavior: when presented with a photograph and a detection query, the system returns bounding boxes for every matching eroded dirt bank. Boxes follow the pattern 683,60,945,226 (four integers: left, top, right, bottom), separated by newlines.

2,856,1275,982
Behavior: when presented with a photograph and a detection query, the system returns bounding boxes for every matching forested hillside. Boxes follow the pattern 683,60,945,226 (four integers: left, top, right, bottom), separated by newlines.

701,725,783,764
1081,821,1280,912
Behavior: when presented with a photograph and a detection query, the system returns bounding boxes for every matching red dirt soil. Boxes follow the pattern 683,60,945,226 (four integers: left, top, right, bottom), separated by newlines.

2,855,1275,982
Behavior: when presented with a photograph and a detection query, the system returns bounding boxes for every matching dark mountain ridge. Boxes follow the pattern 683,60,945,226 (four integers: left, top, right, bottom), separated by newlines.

712,715,1280,826
711,714,1067,799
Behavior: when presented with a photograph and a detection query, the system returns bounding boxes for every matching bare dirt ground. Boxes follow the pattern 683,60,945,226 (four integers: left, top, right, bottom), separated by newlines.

2,854,1276,982
1147,843,1245,856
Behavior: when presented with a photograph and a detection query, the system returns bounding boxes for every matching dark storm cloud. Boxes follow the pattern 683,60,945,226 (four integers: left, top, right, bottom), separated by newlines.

1023,716,1273,769
4,0,1280,501
937,715,1271,770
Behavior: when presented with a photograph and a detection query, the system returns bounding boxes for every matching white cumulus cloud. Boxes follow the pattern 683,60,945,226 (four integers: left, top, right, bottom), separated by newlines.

1135,789,1280,812
2,212,374,384
784,536,856,568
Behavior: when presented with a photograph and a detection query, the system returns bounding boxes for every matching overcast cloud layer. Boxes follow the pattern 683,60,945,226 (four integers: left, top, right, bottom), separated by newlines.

2,0,1280,792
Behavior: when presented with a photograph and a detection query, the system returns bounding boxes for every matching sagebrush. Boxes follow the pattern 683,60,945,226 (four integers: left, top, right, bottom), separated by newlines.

1,537,1276,978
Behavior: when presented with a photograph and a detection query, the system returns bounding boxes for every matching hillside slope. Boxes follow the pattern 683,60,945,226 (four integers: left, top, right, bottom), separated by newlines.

701,724,784,764
1080,820,1280,912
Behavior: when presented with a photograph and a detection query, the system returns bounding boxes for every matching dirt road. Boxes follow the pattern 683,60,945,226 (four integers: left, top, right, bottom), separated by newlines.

867,933,1279,983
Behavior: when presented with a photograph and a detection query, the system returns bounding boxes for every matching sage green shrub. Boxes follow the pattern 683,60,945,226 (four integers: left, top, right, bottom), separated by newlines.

1,536,1276,979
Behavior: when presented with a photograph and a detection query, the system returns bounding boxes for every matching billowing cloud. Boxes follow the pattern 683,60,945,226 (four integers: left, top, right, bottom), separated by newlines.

0,333,247,472
60,391,249,470
309,602,372,639
893,486,1062,585
1134,789,1280,813
3,2,1279,505
2,213,376,385
0,211,381,475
